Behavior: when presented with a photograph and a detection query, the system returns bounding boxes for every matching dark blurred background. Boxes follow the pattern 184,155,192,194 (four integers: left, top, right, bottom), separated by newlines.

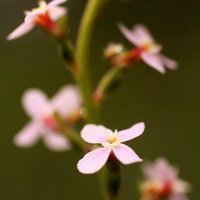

0,0,199,199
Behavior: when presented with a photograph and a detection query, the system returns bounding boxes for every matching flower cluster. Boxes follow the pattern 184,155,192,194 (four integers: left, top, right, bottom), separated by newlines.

7,0,191,199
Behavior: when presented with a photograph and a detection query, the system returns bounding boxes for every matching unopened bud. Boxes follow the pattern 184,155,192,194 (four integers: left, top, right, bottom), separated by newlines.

103,43,124,59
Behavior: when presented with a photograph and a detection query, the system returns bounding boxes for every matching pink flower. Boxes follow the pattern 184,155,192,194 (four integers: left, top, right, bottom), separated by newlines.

14,85,82,151
118,23,178,74
140,158,190,200
7,0,67,40
77,123,145,174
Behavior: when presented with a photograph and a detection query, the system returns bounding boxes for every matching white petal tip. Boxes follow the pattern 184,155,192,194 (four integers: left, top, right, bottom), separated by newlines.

43,133,71,152
77,168,93,174
45,142,71,152
160,70,166,74
6,33,20,41
13,135,32,148
169,63,179,71
6,35,13,41
139,122,145,129
155,67,166,74
77,162,96,174
77,148,111,174
124,158,143,165
156,66,166,74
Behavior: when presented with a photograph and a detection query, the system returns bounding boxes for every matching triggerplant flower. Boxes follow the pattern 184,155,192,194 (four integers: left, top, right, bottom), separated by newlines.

77,123,145,174
140,158,190,200
7,0,67,40
117,23,178,74
14,85,82,151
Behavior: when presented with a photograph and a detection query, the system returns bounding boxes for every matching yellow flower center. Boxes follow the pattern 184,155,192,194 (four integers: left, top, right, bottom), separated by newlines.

108,136,118,144
102,130,121,148
142,40,162,54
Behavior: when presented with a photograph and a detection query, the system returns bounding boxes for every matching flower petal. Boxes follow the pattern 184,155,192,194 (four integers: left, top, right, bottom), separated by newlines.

7,22,35,40
13,122,41,148
43,131,71,151
25,11,43,23
141,52,166,74
142,158,178,182
161,54,179,70
81,124,112,144
174,179,191,194
155,158,178,182
49,6,67,21
22,89,49,118
118,122,145,142
113,144,142,164
169,193,188,200
47,0,67,8
77,148,111,174
51,85,81,118
133,24,152,42
118,23,142,46
141,161,160,179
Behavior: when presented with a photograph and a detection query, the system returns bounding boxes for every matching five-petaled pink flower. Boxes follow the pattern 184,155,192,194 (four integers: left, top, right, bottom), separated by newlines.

14,85,81,151
118,23,178,74
77,122,145,174
7,0,67,40
140,158,190,200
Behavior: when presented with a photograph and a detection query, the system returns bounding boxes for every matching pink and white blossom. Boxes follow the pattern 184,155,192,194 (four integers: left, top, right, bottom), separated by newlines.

7,0,67,40
77,123,145,174
140,158,190,200
14,85,82,151
118,23,178,74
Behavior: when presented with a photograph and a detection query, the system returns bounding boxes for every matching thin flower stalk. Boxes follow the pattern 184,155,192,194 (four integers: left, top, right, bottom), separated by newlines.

75,0,111,124
93,67,124,104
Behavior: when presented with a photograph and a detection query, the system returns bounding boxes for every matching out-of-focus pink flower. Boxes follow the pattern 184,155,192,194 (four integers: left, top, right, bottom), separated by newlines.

77,123,145,174
140,158,190,200
7,0,67,40
118,23,178,74
14,85,82,151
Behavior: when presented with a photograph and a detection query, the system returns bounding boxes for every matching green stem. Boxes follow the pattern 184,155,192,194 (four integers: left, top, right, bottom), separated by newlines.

106,159,121,200
99,159,121,200
93,67,124,104
76,0,122,199
75,0,110,123
64,127,89,153
44,8,123,199
57,39,77,72
54,112,89,152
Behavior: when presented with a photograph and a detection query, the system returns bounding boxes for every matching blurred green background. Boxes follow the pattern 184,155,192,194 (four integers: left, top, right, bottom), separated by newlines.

0,0,199,199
